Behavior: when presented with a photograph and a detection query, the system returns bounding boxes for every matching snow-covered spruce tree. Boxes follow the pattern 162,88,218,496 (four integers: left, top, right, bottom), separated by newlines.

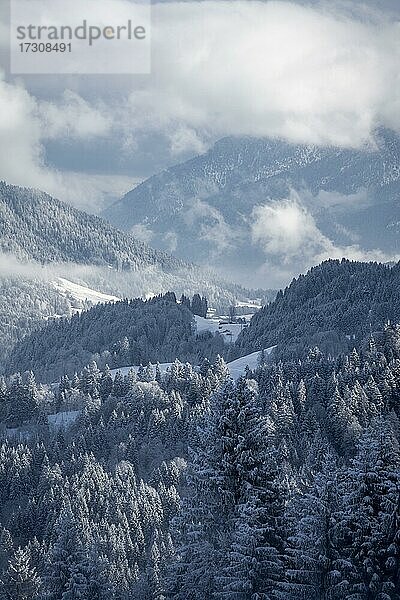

363,376,384,415
384,324,400,362
216,378,285,599
40,499,91,600
278,452,340,600
169,378,285,599
326,384,361,455
1,545,40,600
0,527,13,574
167,379,241,599
331,418,400,599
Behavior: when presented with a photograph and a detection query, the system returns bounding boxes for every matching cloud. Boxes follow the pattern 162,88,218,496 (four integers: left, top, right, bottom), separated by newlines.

251,191,400,277
1,1,400,217
39,91,112,140
53,172,140,213
251,196,326,261
169,125,207,156
130,223,155,243
0,72,138,211
183,198,240,253
0,74,52,192
126,0,400,148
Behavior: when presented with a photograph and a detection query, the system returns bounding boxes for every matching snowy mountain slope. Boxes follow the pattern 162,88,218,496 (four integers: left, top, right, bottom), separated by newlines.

0,181,273,372
227,347,276,380
103,129,400,284
54,278,120,306
0,181,276,307
0,180,185,271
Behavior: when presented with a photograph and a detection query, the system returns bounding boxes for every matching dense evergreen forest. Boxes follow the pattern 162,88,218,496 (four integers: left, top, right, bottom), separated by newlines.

1,322,400,598
2,259,400,599
0,181,183,271
0,182,273,374
235,259,400,360
9,259,400,384
6,294,225,382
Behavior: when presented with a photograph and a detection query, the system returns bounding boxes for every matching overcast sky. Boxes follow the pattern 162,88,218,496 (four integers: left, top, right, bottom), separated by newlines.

0,0,399,212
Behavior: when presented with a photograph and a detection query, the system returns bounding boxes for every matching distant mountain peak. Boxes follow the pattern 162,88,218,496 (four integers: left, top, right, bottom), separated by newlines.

103,131,400,287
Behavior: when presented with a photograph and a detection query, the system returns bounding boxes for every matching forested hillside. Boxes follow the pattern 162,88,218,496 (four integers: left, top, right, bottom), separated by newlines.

0,181,272,373
0,277,73,367
234,258,400,359
104,129,400,280
1,323,400,598
9,259,400,383
6,293,226,382
0,181,184,270
3,0,400,595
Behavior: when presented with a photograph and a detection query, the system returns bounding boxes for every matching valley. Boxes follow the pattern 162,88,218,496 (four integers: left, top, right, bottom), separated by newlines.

2,0,400,596
0,135,399,600
103,129,400,286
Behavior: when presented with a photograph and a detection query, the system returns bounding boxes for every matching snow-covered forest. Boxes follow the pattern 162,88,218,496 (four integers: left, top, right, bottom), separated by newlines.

1,318,400,598
2,188,400,598
2,0,400,595
0,182,274,373
235,259,400,360
6,293,224,382
6,259,400,382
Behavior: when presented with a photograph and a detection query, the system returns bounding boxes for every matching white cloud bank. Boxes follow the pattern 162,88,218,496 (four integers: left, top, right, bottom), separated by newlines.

247,190,400,287
0,74,138,210
1,1,400,212
251,191,400,278
39,91,112,140
252,196,327,260
133,0,400,148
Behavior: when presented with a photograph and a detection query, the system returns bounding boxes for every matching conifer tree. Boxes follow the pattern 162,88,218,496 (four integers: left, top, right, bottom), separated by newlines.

1,546,40,600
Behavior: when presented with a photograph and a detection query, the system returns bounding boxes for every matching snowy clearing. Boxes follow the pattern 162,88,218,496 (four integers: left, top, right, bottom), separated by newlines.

227,347,277,380
194,315,247,343
54,277,119,305
5,427,32,441
48,410,81,428
109,347,276,383
235,300,262,309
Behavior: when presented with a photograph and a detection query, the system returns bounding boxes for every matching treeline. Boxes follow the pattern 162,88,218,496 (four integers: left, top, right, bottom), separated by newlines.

234,258,400,360
6,293,225,383
1,326,400,597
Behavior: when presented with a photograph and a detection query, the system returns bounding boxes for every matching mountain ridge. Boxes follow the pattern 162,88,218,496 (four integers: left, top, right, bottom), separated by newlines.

0,180,274,373
0,180,186,272
233,257,400,360
103,129,400,285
